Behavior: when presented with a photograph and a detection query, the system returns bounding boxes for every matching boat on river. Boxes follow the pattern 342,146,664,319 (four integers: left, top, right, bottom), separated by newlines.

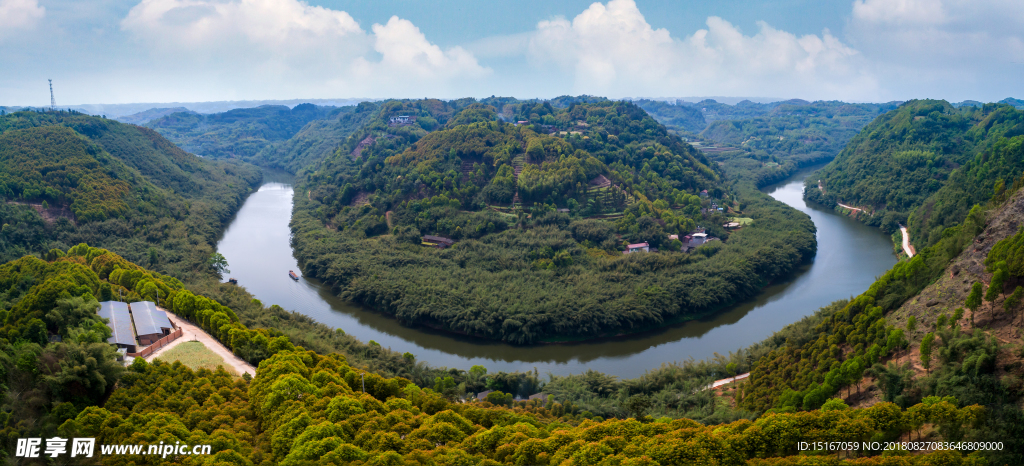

288,270,299,281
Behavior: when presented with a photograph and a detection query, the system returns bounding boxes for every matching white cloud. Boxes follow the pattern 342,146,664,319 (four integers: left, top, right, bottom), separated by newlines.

354,16,489,82
526,0,877,100
0,0,45,38
119,0,488,98
852,0,947,25
846,0,1024,99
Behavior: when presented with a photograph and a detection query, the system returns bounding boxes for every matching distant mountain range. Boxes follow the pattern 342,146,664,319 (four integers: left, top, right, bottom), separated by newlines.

0,98,371,120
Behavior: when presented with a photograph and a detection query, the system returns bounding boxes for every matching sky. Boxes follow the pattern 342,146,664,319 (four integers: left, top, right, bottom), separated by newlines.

1,0,1022,106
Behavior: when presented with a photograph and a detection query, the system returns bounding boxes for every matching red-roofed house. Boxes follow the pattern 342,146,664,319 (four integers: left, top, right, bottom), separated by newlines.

625,242,650,253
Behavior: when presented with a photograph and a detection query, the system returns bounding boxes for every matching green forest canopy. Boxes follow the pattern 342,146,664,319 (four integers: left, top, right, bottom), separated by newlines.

290,99,816,344
0,110,261,278
808,100,1024,243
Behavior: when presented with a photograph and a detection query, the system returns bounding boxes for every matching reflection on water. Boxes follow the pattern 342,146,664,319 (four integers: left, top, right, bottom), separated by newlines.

217,167,897,378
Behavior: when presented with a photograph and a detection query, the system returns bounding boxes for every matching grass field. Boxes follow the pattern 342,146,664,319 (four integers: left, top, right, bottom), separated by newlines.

154,341,238,376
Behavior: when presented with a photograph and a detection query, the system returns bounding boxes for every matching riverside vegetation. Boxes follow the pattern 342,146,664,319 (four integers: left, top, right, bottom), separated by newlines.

4,97,1023,464
290,98,816,344
0,243,1012,465
807,100,1024,244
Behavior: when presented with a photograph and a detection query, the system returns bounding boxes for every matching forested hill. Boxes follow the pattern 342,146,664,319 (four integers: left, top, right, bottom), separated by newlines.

739,169,1024,463
146,103,350,161
309,98,721,212
0,110,261,278
638,99,902,191
248,101,378,173
0,244,1001,465
807,100,1024,242
698,101,899,162
291,98,817,344
633,99,707,133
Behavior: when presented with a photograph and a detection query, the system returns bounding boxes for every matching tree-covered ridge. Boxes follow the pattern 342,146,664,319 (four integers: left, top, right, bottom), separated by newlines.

0,110,261,277
146,103,348,160
639,100,902,192
0,245,1007,464
291,98,817,344
250,102,378,173
633,100,707,133
737,173,1024,464
0,126,137,222
313,99,719,222
60,347,991,466
808,100,1024,237
699,101,898,163
907,125,1024,247
742,199,988,413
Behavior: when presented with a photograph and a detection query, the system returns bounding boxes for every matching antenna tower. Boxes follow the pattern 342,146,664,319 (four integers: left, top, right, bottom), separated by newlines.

48,79,55,111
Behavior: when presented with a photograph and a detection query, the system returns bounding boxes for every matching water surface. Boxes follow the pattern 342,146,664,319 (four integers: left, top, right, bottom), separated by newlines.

217,167,896,378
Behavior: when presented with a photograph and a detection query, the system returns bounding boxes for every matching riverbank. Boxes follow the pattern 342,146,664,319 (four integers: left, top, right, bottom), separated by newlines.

217,167,896,377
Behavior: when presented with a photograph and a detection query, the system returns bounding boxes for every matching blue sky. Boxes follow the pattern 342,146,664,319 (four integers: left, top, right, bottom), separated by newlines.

1,0,1021,105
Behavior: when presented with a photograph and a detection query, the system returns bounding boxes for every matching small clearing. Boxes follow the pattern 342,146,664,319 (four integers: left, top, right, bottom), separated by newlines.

154,341,238,376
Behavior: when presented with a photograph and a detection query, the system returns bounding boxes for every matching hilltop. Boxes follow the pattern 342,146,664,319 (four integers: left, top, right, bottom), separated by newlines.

291,98,816,344
0,110,261,277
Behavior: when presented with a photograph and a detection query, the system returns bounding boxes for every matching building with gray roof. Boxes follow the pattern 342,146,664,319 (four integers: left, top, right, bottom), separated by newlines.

98,301,136,352
129,301,175,346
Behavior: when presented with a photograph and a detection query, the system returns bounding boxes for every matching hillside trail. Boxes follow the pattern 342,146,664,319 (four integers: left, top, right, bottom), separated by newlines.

899,225,916,258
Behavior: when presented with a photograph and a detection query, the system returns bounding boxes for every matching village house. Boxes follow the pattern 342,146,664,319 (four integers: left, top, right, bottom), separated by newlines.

625,242,650,254
700,189,709,199
422,235,455,249
388,115,412,126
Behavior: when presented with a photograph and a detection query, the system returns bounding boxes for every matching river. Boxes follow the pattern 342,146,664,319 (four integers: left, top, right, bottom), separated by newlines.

216,167,897,378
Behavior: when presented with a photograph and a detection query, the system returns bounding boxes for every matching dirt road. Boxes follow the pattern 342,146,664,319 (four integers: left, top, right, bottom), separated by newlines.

707,373,750,389
145,309,256,377
899,225,916,258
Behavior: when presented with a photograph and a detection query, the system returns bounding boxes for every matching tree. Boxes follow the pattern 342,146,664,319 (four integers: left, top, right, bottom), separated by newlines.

965,282,983,327
906,316,917,333
1005,286,1023,316
866,362,913,405
820,398,848,412
920,332,935,373
985,263,1008,302
208,252,230,276
950,308,963,328
624,394,653,421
